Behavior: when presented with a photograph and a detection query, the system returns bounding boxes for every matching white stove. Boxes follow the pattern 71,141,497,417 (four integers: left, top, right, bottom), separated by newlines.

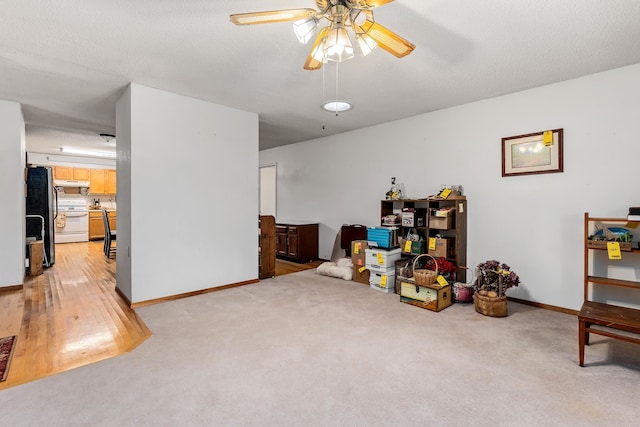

56,198,89,243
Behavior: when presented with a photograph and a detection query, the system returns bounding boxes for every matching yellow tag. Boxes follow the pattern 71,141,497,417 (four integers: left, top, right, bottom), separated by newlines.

428,237,437,251
380,275,387,288
358,266,367,273
440,188,452,199
377,253,384,265
404,240,412,252
459,203,464,214
353,243,360,255
436,275,448,286
543,131,553,146
607,242,622,259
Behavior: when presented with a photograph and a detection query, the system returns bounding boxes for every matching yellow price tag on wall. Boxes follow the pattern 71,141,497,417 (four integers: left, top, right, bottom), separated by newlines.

428,237,437,251
440,188,452,199
404,240,413,253
377,253,384,265
436,275,448,286
358,266,367,273
543,131,553,146
607,242,622,259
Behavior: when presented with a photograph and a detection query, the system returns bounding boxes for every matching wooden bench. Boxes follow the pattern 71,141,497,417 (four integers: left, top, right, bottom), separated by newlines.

578,301,640,367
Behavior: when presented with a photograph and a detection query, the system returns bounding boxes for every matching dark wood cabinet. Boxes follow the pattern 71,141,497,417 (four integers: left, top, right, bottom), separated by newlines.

259,216,276,279
275,222,319,263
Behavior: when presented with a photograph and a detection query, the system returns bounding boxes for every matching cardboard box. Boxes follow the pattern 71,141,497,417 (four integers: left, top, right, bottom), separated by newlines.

400,281,452,312
365,248,402,268
427,237,451,258
351,240,369,266
429,216,453,230
352,265,370,285
400,238,425,255
28,240,43,276
432,207,455,218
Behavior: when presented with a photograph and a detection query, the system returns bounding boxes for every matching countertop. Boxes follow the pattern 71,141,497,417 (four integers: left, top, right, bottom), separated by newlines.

276,220,319,226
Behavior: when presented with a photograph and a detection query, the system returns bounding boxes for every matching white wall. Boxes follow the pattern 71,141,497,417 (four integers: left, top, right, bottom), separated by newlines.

115,85,133,301
259,164,277,217
117,84,259,303
0,99,26,288
260,63,640,311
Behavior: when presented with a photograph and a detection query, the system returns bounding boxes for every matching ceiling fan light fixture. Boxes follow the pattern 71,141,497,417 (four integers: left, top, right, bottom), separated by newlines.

323,24,354,62
293,16,319,44
356,31,377,56
322,100,352,113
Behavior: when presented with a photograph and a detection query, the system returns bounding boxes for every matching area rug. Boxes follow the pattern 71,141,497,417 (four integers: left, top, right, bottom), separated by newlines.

0,335,17,382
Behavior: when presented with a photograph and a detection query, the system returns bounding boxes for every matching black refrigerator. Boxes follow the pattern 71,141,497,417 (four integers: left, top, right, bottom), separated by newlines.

26,166,57,267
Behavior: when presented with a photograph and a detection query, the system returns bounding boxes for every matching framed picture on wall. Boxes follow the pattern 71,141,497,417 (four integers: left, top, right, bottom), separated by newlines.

502,128,563,177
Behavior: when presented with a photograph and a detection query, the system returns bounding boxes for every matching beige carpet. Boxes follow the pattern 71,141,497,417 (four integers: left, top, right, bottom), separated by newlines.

1,270,639,426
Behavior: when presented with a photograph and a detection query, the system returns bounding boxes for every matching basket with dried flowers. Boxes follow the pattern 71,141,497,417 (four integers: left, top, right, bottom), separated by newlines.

473,260,520,317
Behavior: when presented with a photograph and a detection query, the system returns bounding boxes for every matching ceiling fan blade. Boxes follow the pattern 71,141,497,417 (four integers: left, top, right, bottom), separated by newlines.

303,28,330,70
230,9,317,26
361,0,395,8
361,20,415,58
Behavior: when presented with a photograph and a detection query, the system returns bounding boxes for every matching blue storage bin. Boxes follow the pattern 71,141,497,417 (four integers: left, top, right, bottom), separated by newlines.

367,227,399,249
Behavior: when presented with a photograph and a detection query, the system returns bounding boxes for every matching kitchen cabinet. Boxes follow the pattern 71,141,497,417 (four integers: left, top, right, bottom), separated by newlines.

53,166,90,180
73,168,90,180
89,169,116,194
53,166,73,180
275,222,318,263
90,169,105,194
88,211,116,240
105,169,117,194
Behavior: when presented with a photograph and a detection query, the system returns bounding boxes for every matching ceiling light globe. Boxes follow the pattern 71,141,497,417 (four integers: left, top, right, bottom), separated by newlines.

322,101,352,113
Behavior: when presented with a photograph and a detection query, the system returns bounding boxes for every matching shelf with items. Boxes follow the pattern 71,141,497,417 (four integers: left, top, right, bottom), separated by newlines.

579,212,640,367
380,195,467,291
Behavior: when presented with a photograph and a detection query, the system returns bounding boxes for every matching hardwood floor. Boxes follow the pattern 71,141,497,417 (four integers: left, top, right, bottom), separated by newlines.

275,259,323,277
0,241,150,390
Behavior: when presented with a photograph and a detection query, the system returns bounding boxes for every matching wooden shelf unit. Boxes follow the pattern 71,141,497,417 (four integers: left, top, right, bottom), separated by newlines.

579,212,640,367
380,197,467,293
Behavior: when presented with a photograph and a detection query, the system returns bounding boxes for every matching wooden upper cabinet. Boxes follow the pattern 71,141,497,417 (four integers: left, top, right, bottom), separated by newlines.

90,169,106,194
73,168,90,180
53,166,73,180
105,169,117,194
89,169,116,194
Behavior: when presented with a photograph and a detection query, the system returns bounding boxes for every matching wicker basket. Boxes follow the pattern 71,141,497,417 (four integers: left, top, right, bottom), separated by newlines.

474,291,508,317
412,254,438,286
474,273,508,317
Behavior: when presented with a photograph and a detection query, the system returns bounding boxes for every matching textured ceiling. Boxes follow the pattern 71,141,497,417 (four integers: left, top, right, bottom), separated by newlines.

2,0,640,154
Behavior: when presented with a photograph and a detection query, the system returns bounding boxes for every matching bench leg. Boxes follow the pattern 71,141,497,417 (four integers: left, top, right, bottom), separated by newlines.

578,320,586,367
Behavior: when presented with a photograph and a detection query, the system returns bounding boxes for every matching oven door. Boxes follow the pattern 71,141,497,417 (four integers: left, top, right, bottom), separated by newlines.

55,211,89,243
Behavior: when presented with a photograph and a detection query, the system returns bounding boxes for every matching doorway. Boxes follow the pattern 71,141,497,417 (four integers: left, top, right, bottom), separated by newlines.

259,163,276,217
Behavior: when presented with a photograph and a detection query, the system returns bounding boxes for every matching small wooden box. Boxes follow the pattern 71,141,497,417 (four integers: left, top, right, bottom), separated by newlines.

586,240,632,251
400,281,452,312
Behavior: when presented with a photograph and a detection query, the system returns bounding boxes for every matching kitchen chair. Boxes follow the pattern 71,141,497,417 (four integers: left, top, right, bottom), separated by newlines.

102,209,116,258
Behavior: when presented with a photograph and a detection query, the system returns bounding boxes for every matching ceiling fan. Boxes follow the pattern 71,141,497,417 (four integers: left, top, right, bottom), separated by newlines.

230,0,415,70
